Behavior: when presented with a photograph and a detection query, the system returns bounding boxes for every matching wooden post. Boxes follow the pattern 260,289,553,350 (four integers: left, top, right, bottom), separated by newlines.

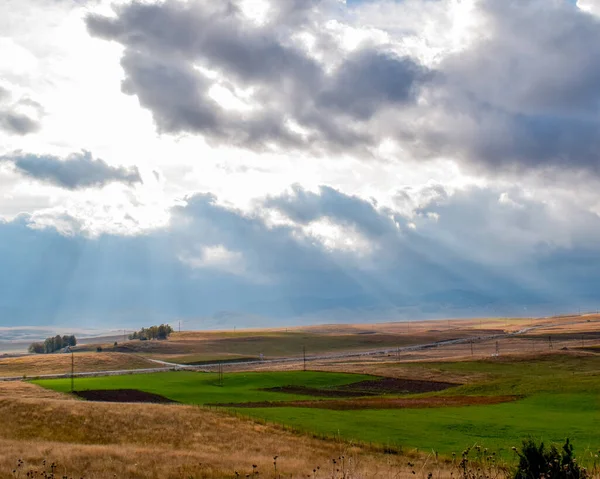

303,345,306,371
71,351,74,393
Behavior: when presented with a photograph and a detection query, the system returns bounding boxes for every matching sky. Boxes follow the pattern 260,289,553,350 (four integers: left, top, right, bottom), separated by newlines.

2,0,600,331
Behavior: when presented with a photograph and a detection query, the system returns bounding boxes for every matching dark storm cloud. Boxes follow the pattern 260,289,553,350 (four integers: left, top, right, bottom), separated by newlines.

1,151,142,190
85,0,428,152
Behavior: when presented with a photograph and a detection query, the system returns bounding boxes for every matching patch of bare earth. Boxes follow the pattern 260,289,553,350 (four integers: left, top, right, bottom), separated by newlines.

263,377,456,398
215,395,519,410
73,389,177,404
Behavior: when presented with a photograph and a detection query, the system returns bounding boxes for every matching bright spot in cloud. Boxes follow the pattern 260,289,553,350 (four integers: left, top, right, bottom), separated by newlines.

304,219,373,254
180,244,245,275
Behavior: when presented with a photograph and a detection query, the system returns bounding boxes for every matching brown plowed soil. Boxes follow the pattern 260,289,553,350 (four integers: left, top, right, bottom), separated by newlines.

214,395,519,410
263,377,455,397
338,377,455,394
74,389,177,404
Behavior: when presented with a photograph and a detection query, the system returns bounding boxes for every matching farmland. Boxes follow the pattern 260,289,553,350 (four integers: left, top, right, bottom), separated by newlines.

36,351,600,459
0,314,599,478
0,352,157,378
0,382,415,479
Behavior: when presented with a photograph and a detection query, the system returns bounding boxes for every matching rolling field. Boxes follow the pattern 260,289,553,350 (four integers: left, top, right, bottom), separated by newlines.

0,352,157,378
0,382,416,479
34,371,376,404
35,352,600,460
84,322,511,364
238,354,600,457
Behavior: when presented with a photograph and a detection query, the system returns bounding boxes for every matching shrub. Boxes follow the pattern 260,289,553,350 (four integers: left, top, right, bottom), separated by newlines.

514,438,586,479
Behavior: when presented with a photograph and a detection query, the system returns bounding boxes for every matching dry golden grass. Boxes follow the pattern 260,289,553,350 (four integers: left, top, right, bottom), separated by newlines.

522,316,600,334
169,317,545,338
0,382,449,479
0,352,157,378
241,334,600,382
74,316,593,365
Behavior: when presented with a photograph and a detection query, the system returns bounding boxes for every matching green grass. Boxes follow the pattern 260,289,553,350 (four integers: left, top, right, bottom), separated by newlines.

239,393,599,458
34,370,373,405
408,353,600,396
35,354,600,460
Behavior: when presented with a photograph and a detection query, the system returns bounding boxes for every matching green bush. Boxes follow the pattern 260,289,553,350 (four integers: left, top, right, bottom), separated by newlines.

514,438,586,479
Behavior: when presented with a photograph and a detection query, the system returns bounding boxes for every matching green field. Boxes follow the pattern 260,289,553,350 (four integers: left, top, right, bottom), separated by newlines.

35,354,600,459
34,371,373,405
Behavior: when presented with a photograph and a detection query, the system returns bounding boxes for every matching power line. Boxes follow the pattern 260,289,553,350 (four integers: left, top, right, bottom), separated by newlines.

71,351,74,393
303,345,306,372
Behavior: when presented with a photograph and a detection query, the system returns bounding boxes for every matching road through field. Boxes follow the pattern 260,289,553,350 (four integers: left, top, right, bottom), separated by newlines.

0,325,538,381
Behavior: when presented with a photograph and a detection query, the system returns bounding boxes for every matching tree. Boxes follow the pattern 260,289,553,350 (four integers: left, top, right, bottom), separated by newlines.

28,342,44,354
129,324,174,341
31,334,77,354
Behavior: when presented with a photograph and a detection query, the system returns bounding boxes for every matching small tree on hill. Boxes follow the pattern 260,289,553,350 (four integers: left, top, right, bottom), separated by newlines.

128,324,173,341
30,334,77,354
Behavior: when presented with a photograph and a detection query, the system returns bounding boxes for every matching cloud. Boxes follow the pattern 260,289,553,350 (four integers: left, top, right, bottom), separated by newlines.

264,184,397,239
578,0,600,16
0,85,41,135
1,151,142,190
85,0,428,153
4,183,600,328
84,0,600,177
416,0,600,174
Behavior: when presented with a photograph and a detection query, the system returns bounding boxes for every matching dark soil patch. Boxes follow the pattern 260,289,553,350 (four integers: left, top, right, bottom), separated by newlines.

263,377,456,398
339,377,455,394
74,389,177,404
214,395,519,410
263,385,368,398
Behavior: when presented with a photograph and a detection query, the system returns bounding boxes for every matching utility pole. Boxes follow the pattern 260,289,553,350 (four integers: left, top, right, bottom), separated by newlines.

303,345,306,372
470,339,474,356
178,321,181,333
71,351,74,393
495,341,499,356
549,336,553,349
